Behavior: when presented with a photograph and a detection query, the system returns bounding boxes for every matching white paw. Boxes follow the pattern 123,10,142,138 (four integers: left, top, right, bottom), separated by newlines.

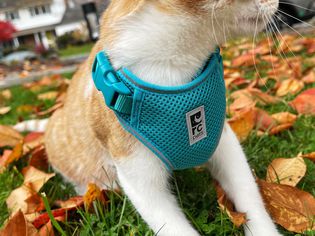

244,223,282,236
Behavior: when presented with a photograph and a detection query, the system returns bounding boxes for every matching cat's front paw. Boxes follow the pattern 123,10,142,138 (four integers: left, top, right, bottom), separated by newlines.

244,223,282,236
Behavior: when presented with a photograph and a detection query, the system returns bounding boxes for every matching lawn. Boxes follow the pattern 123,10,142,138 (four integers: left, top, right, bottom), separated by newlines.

58,42,94,58
0,32,315,236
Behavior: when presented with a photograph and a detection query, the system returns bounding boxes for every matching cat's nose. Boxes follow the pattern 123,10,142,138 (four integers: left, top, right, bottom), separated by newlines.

256,0,279,15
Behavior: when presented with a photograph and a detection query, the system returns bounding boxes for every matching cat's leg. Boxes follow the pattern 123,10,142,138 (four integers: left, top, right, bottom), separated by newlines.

207,122,281,236
113,144,199,236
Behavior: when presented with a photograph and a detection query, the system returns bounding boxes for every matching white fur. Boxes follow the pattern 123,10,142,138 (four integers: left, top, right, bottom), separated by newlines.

89,1,283,235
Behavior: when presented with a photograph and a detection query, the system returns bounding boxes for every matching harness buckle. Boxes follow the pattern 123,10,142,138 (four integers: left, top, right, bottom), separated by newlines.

92,52,133,114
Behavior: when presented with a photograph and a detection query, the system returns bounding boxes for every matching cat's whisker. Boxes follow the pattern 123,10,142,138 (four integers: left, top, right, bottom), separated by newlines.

273,13,307,38
273,7,315,29
278,1,315,12
262,14,280,86
211,5,220,46
252,10,265,88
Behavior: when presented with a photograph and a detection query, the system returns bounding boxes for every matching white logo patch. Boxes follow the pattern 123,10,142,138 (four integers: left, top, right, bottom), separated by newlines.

186,106,207,145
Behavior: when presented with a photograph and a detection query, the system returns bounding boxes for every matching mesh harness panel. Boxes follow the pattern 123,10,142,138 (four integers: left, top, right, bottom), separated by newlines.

92,50,226,170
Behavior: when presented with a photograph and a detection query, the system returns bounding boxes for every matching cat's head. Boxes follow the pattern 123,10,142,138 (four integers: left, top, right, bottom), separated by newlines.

104,0,278,41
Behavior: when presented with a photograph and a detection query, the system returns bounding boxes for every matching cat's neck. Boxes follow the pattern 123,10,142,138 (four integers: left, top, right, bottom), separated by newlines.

105,5,218,86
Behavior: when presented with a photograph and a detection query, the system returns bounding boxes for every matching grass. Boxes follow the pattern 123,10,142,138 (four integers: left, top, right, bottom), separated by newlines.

0,54,315,235
59,43,94,58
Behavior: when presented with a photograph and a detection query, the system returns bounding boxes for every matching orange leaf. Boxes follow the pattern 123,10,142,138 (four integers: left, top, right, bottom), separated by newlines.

269,123,293,135
232,53,257,67
255,109,277,131
29,145,49,171
258,179,315,233
5,141,24,166
228,108,256,142
0,210,37,236
266,156,306,186
214,182,247,227
83,183,108,209
276,79,304,97
290,88,315,115
301,152,315,163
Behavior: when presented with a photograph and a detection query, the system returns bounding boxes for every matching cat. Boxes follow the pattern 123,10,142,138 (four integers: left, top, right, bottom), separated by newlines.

16,0,282,235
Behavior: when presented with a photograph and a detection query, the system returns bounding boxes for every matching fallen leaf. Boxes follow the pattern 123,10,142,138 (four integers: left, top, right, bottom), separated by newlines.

271,112,297,125
83,183,108,209
266,156,306,186
232,53,257,67
302,70,315,84
269,123,293,135
258,179,315,233
276,79,304,97
4,141,24,166
255,109,277,131
214,182,247,227
0,210,38,236
0,150,12,173
29,145,49,171
0,106,11,115
301,152,315,163
6,166,55,215
228,108,256,142
248,88,281,105
37,91,58,101
23,132,44,155
290,88,315,115
0,125,23,147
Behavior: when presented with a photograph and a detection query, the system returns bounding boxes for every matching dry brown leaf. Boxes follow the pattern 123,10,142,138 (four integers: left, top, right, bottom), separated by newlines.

261,55,279,63
23,132,44,155
1,89,12,100
271,112,297,125
269,123,293,135
255,109,277,131
6,166,55,215
29,145,49,171
248,88,281,105
302,70,315,84
266,156,306,186
0,125,23,147
214,182,247,227
301,152,315,163
228,108,256,142
232,53,257,67
37,91,58,101
258,179,315,233
276,79,304,97
0,210,38,236
290,88,315,115
0,106,11,115
0,150,12,173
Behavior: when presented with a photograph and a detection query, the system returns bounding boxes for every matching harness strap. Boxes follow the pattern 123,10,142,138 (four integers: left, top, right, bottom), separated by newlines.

92,52,133,114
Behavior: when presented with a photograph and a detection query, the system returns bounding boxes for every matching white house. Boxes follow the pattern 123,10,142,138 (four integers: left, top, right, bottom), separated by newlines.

0,0,106,50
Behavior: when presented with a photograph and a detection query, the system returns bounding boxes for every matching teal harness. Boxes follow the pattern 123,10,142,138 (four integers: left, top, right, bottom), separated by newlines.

92,50,226,170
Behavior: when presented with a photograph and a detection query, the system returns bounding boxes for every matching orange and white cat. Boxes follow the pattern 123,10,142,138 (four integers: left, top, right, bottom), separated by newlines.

15,0,281,235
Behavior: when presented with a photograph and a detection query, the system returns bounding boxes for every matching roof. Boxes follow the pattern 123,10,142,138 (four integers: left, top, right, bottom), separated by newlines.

0,0,52,11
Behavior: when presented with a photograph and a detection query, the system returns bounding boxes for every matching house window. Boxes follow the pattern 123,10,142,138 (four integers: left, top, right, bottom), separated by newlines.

29,5,51,16
5,11,20,20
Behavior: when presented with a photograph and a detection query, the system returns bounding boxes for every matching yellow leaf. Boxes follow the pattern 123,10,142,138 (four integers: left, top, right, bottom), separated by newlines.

276,79,304,97
271,112,297,125
37,91,58,101
266,156,306,186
